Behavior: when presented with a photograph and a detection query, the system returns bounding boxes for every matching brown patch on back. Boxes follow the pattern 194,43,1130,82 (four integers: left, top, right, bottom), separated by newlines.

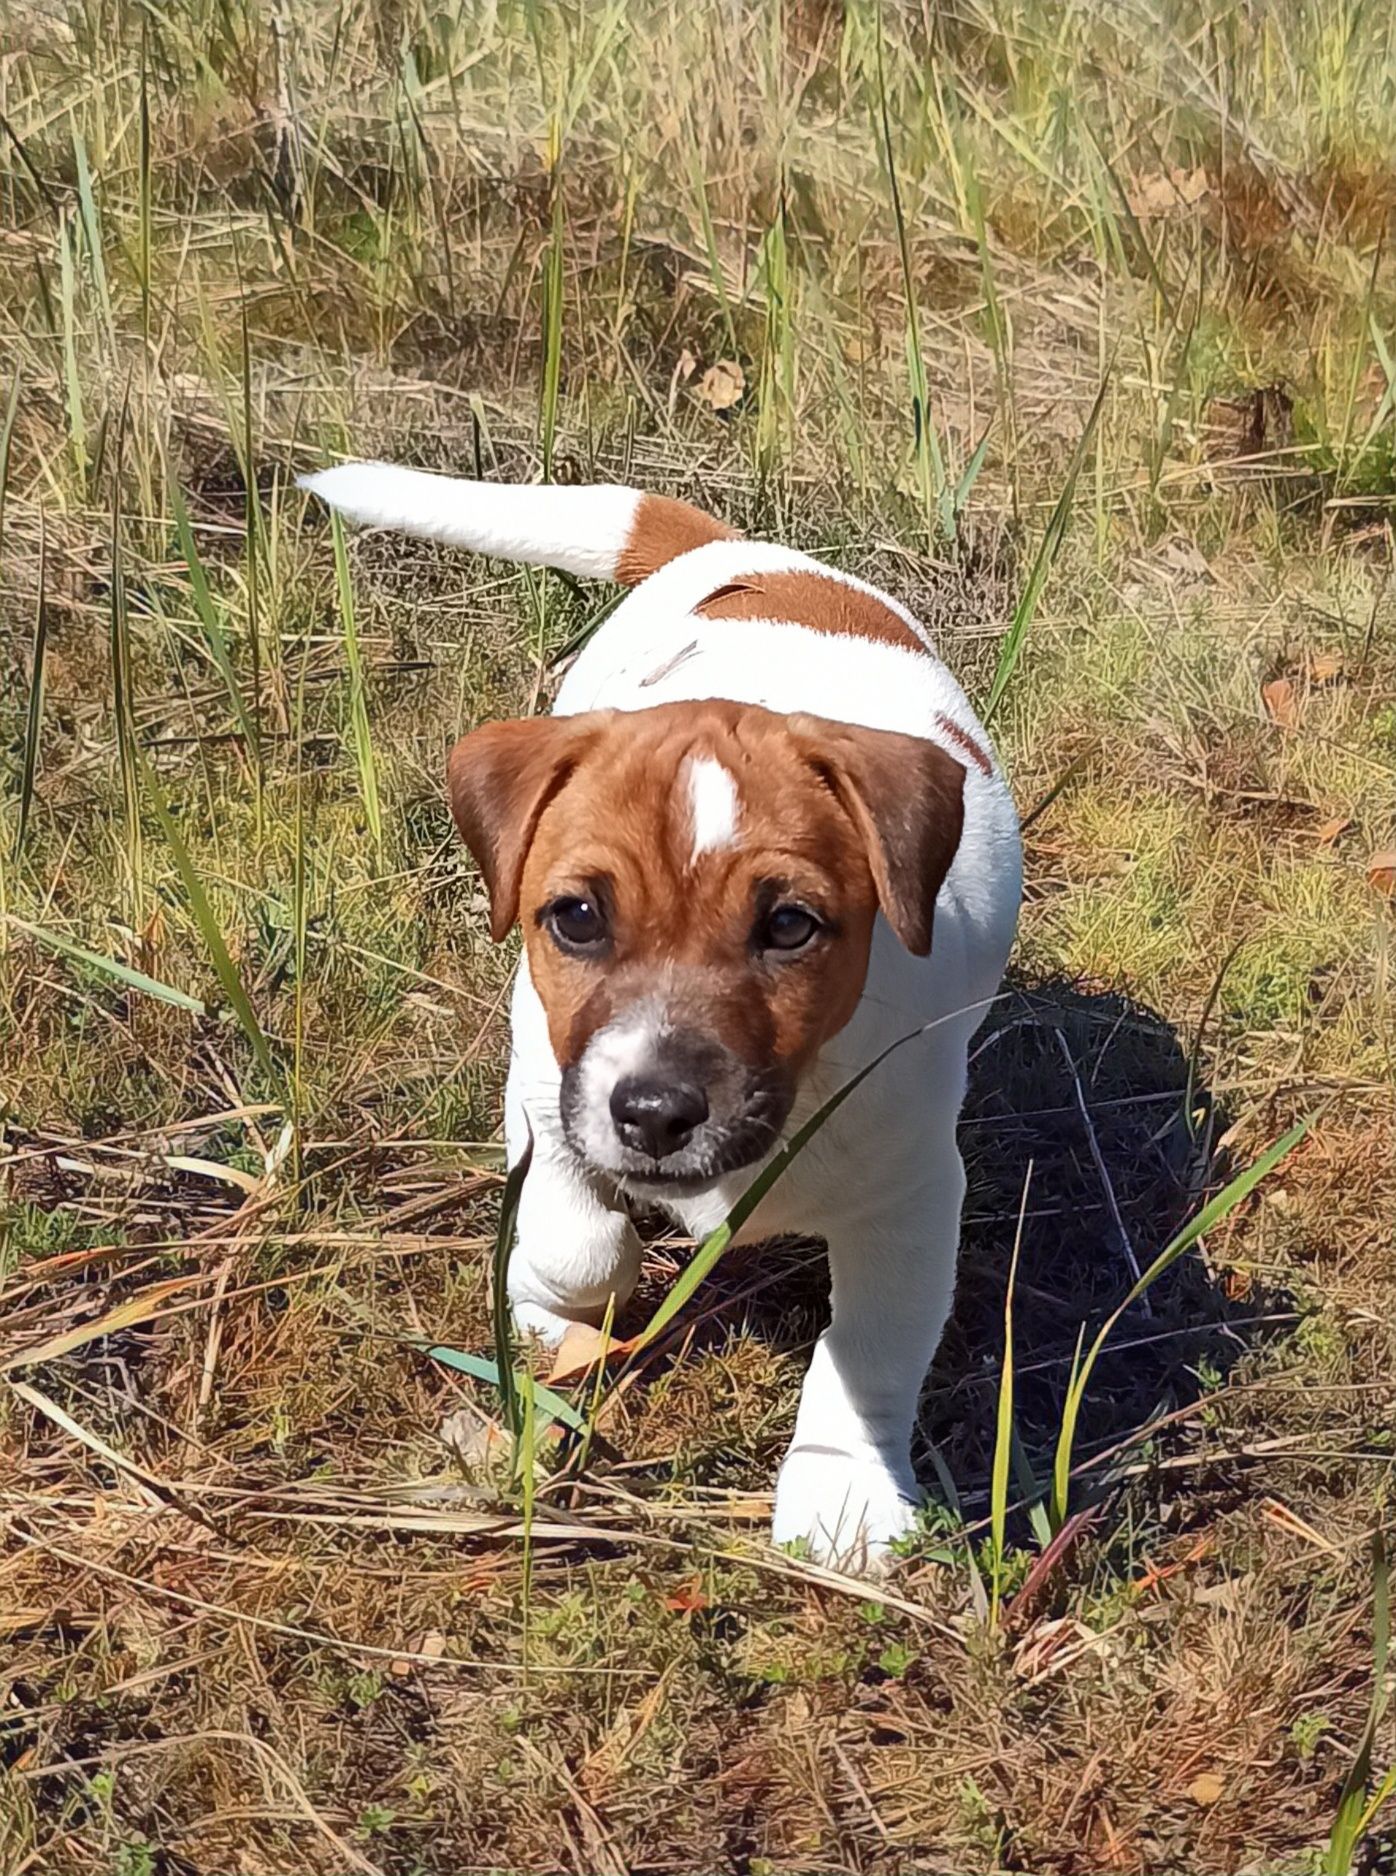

936,712,994,778
614,494,741,586
695,568,926,654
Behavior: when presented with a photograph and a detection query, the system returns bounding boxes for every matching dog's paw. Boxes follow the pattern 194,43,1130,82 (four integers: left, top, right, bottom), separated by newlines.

510,1298,578,1348
772,1447,919,1573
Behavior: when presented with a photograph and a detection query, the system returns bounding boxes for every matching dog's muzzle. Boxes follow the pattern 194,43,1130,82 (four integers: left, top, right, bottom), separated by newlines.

559,1013,792,1189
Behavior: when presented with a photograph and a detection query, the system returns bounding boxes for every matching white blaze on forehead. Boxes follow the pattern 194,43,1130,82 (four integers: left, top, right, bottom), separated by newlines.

684,756,741,862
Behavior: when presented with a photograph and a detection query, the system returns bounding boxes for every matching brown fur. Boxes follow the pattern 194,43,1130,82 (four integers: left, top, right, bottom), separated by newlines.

447,700,965,1070
695,568,925,653
614,493,741,585
935,712,994,778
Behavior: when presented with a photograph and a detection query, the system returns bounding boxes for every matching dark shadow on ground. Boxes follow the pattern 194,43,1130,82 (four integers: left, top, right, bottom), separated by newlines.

686,974,1295,1526
919,976,1295,1519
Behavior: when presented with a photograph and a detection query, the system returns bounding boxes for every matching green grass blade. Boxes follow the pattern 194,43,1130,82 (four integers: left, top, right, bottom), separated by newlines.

134,740,278,1085
627,996,998,1357
6,914,207,1014
954,420,994,520
1010,1418,1053,1550
13,510,47,863
57,215,87,486
0,366,20,583
490,1131,534,1442
538,118,565,482
1050,1115,1313,1528
872,6,948,542
109,402,142,905
137,28,151,343
71,130,116,358
330,512,382,863
422,1338,586,1437
1326,1532,1391,1874
236,256,263,765
984,370,1111,723
688,146,739,359
990,1162,1031,1628
170,478,259,754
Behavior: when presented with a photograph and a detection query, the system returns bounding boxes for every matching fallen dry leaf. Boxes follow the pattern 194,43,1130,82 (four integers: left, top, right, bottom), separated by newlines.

674,346,697,382
1307,650,1344,684
662,1575,710,1613
1126,165,1208,218
1316,816,1351,846
545,1319,631,1384
1367,850,1396,895
1188,1772,1225,1806
694,358,744,412
390,1630,447,1679
1262,676,1299,729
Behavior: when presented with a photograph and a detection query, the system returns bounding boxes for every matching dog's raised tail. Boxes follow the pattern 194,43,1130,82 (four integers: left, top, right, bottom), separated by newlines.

298,462,739,586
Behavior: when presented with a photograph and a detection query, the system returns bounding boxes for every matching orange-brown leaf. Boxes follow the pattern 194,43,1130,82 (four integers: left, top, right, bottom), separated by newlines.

1262,676,1299,728
694,359,744,412
663,1575,710,1613
545,1320,634,1385
1367,850,1396,895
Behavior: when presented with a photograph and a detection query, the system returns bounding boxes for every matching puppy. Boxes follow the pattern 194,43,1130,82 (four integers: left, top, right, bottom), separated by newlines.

303,464,1022,1568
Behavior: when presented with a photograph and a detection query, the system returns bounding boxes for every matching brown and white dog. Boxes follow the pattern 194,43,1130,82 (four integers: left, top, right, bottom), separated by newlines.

303,464,1023,1568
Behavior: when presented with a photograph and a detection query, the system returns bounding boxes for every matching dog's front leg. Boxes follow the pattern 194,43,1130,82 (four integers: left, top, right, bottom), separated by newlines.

772,1151,964,1571
505,1137,640,1346
502,971,641,1347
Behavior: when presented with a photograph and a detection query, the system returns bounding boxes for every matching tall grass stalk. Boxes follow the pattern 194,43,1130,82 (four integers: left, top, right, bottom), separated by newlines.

1049,1115,1313,1530
688,147,740,360
57,216,87,488
755,192,794,496
137,32,152,345
989,1162,1032,1630
237,272,264,781
330,513,383,866
109,410,142,913
872,20,950,543
490,1133,534,1445
71,132,116,362
1326,1533,1396,1874
135,741,278,1089
171,479,260,759
538,118,565,483
13,512,47,865
7,914,206,1014
984,372,1110,723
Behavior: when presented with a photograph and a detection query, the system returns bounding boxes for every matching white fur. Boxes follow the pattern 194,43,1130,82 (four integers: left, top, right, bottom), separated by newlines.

566,1005,668,1168
306,467,1023,1571
684,755,740,860
299,463,641,581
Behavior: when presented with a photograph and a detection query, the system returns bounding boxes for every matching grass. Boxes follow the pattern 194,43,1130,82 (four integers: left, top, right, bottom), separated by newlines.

2,1,1396,1871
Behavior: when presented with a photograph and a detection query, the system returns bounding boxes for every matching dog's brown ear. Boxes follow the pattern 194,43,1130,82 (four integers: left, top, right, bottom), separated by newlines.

790,716,965,956
447,714,609,941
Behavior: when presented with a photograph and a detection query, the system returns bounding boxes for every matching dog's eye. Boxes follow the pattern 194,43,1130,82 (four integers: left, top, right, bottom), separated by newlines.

544,896,607,950
760,904,821,953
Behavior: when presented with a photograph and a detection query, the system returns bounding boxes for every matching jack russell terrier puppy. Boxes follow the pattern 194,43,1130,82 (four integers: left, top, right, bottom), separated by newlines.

303,464,1023,1569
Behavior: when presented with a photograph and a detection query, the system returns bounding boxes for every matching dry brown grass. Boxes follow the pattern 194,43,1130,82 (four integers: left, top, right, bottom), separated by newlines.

3,2,1396,1871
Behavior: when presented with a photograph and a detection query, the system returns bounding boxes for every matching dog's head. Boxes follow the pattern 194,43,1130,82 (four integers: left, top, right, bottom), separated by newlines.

448,699,964,1190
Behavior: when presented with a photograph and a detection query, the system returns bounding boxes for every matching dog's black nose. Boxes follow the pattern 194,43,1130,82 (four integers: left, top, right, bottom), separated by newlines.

610,1076,709,1160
